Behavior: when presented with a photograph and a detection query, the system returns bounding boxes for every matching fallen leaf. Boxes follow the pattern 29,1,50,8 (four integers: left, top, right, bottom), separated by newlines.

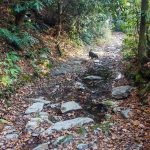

132,120,140,126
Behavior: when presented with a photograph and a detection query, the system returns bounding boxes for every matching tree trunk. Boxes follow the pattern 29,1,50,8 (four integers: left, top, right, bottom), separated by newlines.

138,0,149,65
57,0,63,37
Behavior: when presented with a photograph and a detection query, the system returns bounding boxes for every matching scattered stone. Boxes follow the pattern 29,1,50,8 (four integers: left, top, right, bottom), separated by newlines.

49,103,61,109
2,126,16,134
94,127,102,135
33,143,49,150
25,97,50,104
77,143,89,150
26,118,43,132
84,75,102,80
93,59,100,63
112,107,122,113
5,133,19,140
112,86,132,99
0,126,19,141
115,72,123,80
61,101,82,113
32,128,45,137
121,108,132,119
25,116,53,135
42,117,94,136
51,85,60,93
74,82,86,90
25,102,44,114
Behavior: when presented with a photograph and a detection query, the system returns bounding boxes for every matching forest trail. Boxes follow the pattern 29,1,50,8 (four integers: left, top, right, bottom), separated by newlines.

0,33,147,149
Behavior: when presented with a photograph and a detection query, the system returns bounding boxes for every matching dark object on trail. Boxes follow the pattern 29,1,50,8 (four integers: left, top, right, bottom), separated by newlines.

89,51,98,59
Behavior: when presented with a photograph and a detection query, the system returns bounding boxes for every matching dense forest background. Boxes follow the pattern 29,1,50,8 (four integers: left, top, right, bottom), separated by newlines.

0,0,149,98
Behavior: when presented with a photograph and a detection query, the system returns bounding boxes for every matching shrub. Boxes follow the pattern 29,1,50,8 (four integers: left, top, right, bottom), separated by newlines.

0,52,21,86
0,28,39,50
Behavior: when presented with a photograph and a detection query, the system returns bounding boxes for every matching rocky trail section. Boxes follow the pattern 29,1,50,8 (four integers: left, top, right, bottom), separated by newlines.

0,33,149,149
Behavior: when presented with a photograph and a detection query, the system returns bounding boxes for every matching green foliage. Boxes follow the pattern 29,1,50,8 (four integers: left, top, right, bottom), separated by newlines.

21,74,32,82
67,1,112,43
38,47,51,54
78,16,111,44
77,127,87,136
0,52,21,86
31,58,52,77
0,28,39,49
0,118,8,124
92,121,113,136
102,100,117,108
122,35,138,60
12,0,53,14
105,114,112,119
56,135,73,145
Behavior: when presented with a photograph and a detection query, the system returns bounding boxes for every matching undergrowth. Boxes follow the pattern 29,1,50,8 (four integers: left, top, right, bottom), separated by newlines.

0,28,39,50
122,35,150,104
0,51,21,87
0,27,53,99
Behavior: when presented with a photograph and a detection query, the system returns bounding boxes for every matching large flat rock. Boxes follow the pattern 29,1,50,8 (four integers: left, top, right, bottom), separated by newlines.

112,86,132,99
42,117,94,136
61,101,82,113
25,102,44,114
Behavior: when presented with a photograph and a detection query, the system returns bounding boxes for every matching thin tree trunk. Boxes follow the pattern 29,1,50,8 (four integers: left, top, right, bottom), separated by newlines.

57,0,63,37
138,0,149,66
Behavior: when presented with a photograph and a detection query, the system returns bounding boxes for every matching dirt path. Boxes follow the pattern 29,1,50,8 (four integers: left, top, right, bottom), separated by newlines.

0,32,148,150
